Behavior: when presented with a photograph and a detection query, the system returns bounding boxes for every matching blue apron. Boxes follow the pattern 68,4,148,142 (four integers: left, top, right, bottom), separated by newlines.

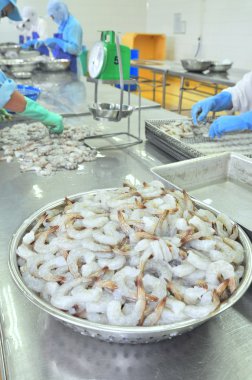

52,33,77,73
19,32,49,56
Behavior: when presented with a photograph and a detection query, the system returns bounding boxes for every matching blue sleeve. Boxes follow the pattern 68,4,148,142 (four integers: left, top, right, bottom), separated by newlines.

63,16,83,55
0,70,17,109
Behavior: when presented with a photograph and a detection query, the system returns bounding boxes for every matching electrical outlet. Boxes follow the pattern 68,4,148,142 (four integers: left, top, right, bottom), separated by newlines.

173,13,187,34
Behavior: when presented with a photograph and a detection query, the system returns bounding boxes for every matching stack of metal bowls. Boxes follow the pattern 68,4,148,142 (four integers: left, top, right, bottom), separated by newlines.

181,59,212,73
209,61,233,72
0,42,20,56
39,58,70,72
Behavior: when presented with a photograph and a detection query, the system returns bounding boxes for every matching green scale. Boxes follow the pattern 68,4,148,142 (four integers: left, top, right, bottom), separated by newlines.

88,31,131,80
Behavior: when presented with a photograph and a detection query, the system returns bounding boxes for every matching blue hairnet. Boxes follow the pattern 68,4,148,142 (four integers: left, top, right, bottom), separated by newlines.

0,0,22,21
47,0,69,25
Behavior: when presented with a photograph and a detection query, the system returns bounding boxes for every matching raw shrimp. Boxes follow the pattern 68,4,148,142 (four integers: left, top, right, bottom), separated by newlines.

41,282,59,302
22,271,46,293
66,221,93,240
81,262,100,277
143,296,167,326
215,213,238,240
51,278,102,310
98,255,126,271
206,260,235,286
67,249,95,278
113,266,140,299
38,256,67,282
34,226,59,254
145,259,172,281
189,215,215,236
183,286,207,305
184,290,220,319
143,274,167,300
172,262,195,278
106,275,146,326
16,244,36,260
187,250,211,271
81,216,109,229
81,239,111,253
93,226,125,246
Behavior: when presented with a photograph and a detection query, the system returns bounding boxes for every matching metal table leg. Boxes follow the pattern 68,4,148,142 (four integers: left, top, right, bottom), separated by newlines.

153,71,156,102
162,71,167,108
178,76,185,114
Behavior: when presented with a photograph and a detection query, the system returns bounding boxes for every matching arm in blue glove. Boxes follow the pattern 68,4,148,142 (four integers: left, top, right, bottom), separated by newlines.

44,37,66,51
209,112,252,138
19,97,64,134
21,39,38,49
192,91,233,125
44,37,79,55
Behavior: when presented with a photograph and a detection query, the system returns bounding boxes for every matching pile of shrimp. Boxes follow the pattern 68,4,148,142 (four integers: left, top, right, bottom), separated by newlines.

17,180,245,326
160,120,209,139
0,122,97,176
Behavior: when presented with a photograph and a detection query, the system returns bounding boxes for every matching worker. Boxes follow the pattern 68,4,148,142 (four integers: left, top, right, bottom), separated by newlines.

0,0,64,134
37,0,84,74
192,72,252,138
17,6,49,55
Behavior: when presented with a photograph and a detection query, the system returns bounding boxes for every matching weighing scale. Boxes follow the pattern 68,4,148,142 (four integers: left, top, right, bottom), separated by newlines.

85,31,142,150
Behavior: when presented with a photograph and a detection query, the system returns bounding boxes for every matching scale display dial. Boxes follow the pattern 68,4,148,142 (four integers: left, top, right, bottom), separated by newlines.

88,42,107,78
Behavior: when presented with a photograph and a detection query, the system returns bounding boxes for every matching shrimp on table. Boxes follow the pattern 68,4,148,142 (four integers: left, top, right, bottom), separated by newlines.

34,226,59,254
143,296,167,326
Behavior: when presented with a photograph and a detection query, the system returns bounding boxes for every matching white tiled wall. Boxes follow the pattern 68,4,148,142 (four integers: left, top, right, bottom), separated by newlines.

1,0,251,70
146,0,252,70
0,0,147,48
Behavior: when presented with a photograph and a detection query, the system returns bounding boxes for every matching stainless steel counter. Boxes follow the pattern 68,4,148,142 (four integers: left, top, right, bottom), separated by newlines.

131,60,248,110
0,72,252,380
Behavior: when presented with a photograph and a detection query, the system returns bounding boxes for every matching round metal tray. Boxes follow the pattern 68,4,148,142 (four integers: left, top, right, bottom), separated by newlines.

9,189,252,344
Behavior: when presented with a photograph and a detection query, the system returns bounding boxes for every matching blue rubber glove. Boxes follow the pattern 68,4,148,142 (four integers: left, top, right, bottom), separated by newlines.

21,39,38,49
44,37,65,51
192,91,233,125
19,97,64,134
209,112,252,138
34,40,45,49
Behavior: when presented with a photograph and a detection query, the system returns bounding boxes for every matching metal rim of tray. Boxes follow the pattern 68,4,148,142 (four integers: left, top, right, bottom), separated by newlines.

145,118,252,159
9,189,252,344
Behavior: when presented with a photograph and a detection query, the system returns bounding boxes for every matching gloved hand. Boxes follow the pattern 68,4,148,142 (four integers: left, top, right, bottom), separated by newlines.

0,109,12,122
34,40,45,49
19,97,64,134
21,39,38,49
44,37,65,51
209,112,252,138
192,91,233,125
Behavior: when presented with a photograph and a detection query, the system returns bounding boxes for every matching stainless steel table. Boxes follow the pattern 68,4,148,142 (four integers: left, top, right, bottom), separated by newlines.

131,60,248,112
0,72,252,380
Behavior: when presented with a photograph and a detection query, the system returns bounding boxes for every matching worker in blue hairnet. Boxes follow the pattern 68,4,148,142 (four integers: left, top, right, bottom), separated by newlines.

192,72,252,138
0,0,64,133
38,1,84,75
17,6,49,55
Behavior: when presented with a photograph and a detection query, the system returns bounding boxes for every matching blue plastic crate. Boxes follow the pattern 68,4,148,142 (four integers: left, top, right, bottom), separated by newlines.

17,84,41,101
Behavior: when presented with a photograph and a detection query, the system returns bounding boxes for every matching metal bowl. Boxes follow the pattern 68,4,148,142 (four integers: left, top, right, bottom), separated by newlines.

9,189,252,344
4,59,37,73
181,59,212,72
88,103,134,121
13,72,32,79
19,49,41,59
209,61,233,73
0,42,20,55
39,58,70,72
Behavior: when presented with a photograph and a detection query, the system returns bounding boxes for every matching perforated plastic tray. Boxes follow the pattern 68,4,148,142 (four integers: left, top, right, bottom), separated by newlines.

145,118,252,160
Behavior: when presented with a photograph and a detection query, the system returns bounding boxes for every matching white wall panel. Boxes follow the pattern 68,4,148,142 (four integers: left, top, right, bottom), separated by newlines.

146,0,252,70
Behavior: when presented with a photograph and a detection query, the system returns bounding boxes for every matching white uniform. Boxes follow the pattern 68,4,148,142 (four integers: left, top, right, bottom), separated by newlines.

17,6,47,40
225,71,252,113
